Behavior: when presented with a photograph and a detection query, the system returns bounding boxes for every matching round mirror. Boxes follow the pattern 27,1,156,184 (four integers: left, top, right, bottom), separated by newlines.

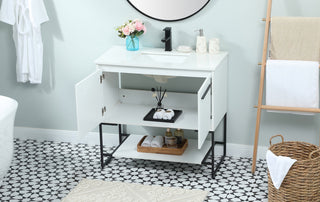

127,0,210,22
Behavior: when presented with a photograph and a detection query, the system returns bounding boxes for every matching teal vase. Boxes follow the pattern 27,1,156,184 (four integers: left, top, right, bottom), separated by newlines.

126,36,139,51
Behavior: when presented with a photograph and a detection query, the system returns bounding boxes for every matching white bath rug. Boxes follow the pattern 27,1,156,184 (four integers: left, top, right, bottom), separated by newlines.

62,179,208,202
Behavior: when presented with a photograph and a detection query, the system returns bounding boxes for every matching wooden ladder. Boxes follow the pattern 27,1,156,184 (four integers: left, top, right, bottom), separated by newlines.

252,0,320,173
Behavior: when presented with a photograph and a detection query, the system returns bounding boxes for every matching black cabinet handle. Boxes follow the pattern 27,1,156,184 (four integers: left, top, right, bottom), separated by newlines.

201,84,211,100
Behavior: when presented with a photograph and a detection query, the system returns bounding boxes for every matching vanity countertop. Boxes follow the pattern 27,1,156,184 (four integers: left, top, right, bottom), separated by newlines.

95,46,228,72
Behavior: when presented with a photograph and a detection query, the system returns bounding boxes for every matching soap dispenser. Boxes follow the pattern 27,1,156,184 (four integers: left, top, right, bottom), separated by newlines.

195,29,207,53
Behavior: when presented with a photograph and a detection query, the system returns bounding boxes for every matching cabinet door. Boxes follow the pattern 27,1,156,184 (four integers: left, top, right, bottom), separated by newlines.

197,76,211,149
75,69,103,136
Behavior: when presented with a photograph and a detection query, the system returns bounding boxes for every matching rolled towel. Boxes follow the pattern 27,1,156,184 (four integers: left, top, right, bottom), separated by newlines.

151,136,164,148
163,109,175,120
141,135,153,147
153,109,165,119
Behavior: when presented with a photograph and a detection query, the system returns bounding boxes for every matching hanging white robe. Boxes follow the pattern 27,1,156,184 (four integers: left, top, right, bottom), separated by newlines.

0,0,49,84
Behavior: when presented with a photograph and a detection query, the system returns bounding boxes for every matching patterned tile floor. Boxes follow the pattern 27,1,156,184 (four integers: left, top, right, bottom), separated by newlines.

0,139,268,201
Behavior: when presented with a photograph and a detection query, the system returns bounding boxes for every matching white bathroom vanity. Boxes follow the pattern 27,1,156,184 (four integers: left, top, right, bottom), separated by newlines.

75,46,228,178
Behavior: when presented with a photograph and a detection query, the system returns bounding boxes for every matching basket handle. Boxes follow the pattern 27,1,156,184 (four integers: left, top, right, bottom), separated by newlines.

309,149,320,159
269,134,284,146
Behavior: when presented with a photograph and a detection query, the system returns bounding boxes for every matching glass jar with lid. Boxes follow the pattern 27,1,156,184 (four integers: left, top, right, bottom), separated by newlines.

174,128,184,146
165,128,177,148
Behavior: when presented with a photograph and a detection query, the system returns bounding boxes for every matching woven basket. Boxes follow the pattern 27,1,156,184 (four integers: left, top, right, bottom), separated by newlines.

268,135,320,202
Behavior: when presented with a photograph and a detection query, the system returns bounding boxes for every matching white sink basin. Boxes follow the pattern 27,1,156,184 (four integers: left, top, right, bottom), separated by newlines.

145,54,187,64
141,50,190,64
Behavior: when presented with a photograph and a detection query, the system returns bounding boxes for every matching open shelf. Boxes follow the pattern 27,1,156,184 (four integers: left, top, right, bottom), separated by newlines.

103,102,198,130
113,134,211,164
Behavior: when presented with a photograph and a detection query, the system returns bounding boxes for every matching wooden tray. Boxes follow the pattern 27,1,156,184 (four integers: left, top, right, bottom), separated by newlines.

137,136,188,155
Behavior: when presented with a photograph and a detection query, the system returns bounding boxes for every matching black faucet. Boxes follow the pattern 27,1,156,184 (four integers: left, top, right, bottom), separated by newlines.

161,27,172,51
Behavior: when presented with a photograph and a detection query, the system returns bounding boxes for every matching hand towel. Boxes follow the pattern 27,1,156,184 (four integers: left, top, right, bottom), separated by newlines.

153,109,165,119
266,150,297,189
163,109,175,120
141,136,153,147
151,136,164,148
270,17,320,62
266,60,319,115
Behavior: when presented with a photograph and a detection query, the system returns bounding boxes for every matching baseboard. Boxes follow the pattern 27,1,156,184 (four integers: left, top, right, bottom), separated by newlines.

14,127,119,147
224,143,268,160
14,127,268,159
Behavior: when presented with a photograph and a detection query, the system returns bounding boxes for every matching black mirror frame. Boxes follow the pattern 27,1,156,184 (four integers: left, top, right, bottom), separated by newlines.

127,0,211,22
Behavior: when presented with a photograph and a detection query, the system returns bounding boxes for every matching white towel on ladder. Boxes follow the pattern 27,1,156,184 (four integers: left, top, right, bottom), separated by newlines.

266,60,319,115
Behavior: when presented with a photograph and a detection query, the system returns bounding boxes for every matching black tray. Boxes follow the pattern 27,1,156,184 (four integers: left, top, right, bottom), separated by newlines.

143,108,182,123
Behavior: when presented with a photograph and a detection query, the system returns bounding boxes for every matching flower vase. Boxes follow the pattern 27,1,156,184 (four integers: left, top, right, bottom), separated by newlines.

126,36,139,51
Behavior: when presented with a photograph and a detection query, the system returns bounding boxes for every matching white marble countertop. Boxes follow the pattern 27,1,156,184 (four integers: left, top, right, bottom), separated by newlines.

95,46,228,72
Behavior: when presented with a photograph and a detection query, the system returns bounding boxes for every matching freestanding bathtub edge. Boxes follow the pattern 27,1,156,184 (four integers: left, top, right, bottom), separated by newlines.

0,96,18,184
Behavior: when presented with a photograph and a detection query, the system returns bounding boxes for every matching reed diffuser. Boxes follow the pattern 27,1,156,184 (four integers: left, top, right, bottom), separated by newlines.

151,87,167,109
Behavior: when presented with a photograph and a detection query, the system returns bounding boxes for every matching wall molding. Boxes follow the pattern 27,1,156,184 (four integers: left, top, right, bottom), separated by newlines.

14,127,268,159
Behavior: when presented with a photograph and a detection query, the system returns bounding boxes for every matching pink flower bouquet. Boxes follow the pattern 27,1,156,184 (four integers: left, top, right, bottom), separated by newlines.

116,19,146,51
116,19,146,39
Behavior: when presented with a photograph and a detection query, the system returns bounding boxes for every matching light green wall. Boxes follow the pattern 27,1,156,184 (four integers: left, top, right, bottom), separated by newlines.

1,0,320,146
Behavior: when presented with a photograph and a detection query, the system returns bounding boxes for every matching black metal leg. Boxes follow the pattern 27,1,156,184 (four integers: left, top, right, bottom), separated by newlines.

118,124,122,144
223,114,227,156
99,123,130,169
211,131,215,178
99,123,104,169
201,113,227,179
212,114,227,177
